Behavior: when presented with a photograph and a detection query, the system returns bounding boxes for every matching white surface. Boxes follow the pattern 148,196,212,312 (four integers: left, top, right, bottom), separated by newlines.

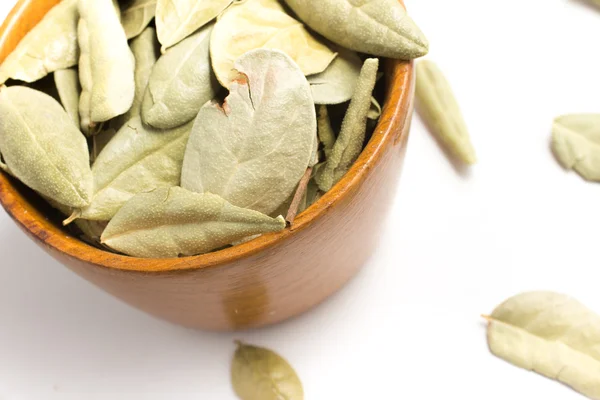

1,0,599,398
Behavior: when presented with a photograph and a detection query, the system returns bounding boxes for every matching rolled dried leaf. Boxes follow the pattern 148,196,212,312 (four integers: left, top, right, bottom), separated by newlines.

210,0,336,88
54,68,81,127
0,86,92,208
552,114,600,182
0,0,79,84
283,0,428,60
125,27,159,122
486,292,600,400
181,49,316,216
156,0,233,51
316,58,379,192
415,60,476,165
101,187,286,258
77,117,193,221
141,24,218,129
317,105,336,158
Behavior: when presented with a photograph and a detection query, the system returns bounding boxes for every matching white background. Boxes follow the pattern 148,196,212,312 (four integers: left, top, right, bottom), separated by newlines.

1,0,599,399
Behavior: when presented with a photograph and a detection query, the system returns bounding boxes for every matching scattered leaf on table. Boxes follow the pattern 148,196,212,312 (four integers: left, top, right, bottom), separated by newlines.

78,0,135,134
231,341,304,400
142,24,218,129
0,0,79,85
308,47,362,105
181,49,316,216
210,0,336,88
54,68,81,127
552,114,600,182
75,117,193,222
101,187,286,258
485,291,600,400
415,60,477,165
283,0,428,60
156,0,233,51
316,58,379,192
121,0,157,40
0,86,92,208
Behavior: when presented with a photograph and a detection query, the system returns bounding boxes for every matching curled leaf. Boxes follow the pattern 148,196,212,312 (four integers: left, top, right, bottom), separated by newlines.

101,187,286,258
78,0,135,133
486,292,600,400
156,0,233,51
0,0,79,84
125,27,159,123
552,114,600,182
283,0,428,60
142,24,218,129
316,58,379,192
415,60,476,165
54,68,81,127
210,0,336,88
317,105,336,158
367,96,381,120
121,0,157,40
308,47,362,105
77,117,193,221
0,86,92,208
231,341,304,400
182,49,316,216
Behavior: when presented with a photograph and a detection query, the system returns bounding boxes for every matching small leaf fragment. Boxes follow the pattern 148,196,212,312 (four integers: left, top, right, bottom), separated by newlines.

121,0,157,40
101,187,286,258
231,341,304,400
316,58,379,192
317,105,336,158
485,292,600,400
552,114,600,182
415,60,476,165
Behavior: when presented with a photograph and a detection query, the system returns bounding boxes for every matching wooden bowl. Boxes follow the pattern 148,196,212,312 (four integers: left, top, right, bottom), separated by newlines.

0,0,414,331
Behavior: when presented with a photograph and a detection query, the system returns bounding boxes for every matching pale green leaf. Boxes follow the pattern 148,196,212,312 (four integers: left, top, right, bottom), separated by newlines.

552,114,600,182
101,187,286,258
308,47,362,105
181,49,316,216
54,68,81,127
121,0,157,40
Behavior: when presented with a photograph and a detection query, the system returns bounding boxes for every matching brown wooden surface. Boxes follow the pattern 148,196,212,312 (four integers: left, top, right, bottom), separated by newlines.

0,0,415,331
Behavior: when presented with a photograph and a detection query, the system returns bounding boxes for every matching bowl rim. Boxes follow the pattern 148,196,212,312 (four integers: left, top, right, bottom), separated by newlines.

0,0,414,273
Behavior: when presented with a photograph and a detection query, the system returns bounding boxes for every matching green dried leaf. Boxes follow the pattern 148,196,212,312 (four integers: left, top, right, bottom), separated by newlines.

299,178,321,213
316,58,379,192
156,0,233,51
76,117,192,221
283,0,428,60
141,24,218,129
415,60,476,165
485,292,600,400
367,96,381,120
54,68,81,127
181,49,316,216
231,341,304,400
210,0,336,88
552,114,600,182
0,86,92,208
91,128,118,164
121,0,157,40
125,27,159,122
317,105,336,158
0,0,79,84
78,0,135,134
308,47,362,105
101,187,286,258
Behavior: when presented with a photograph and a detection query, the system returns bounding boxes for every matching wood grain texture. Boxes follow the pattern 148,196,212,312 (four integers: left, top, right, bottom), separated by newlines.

0,0,414,331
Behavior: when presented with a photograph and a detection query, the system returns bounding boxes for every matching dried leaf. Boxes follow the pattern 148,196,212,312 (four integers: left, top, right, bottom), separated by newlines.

316,58,379,192
121,0,157,40
91,128,118,164
0,0,79,84
141,24,218,129
415,60,476,165
299,178,321,213
78,0,135,134
552,114,600,181
232,341,304,400
54,68,81,127
125,27,159,122
0,86,92,208
210,0,336,88
286,167,313,224
156,0,233,51
283,0,428,60
308,47,362,105
367,96,381,120
181,49,316,216
317,105,336,158
485,292,600,400
101,187,286,258
76,117,192,221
